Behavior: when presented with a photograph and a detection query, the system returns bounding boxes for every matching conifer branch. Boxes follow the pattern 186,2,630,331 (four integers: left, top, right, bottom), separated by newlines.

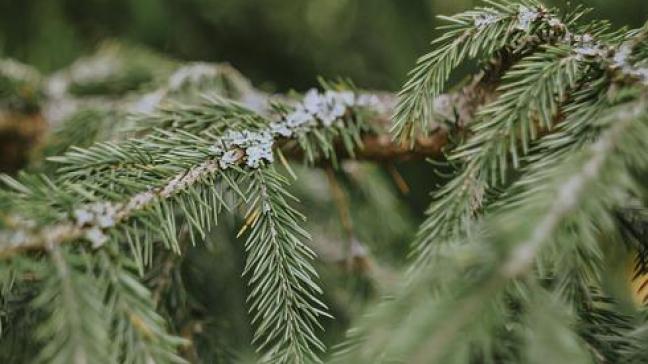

243,169,328,363
405,4,648,269
337,95,648,363
0,86,388,363
2,3,648,363
393,0,557,142
98,252,187,364
394,0,648,143
0,88,376,256
34,246,112,364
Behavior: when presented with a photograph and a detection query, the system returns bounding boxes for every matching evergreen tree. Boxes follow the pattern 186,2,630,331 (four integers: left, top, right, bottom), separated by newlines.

0,1,647,363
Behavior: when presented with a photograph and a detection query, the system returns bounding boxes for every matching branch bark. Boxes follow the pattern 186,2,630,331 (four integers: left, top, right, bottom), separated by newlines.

0,56,511,257
0,111,46,173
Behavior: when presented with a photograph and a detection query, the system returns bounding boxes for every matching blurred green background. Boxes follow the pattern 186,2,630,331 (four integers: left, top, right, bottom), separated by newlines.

2,0,647,93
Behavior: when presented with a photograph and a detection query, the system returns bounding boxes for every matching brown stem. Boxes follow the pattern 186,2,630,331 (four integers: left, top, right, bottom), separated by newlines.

325,168,356,270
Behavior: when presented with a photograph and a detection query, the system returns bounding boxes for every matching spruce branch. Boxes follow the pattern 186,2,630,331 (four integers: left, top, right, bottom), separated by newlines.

394,0,648,144
97,252,187,364
410,45,586,269
337,95,648,364
33,246,112,364
1,4,647,363
393,0,557,142
0,87,390,363
0,88,376,256
243,168,329,363
405,4,648,270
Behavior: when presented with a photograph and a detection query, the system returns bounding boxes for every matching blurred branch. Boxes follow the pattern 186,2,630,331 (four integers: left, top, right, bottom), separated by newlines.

0,112,46,173
1,43,515,173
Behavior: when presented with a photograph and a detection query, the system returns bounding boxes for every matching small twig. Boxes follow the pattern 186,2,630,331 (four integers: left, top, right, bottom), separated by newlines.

385,164,410,194
324,167,373,273
150,225,190,307
325,168,354,271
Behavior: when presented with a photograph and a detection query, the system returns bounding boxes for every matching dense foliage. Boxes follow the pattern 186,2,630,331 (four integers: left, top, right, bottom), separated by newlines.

0,1,648,363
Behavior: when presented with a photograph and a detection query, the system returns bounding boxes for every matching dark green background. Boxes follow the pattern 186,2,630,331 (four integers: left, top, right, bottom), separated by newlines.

2,0,647,92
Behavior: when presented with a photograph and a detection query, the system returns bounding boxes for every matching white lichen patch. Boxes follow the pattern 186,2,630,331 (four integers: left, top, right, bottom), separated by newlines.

270,122,292,137
516,6,541,31
301,89,354,126
285,106,313,128
85,227,108,248
71,201,122,248
219,149,242,169
73,202,118,228
474,13,500,29
610,42,648,85
547,17,563,28
221,130,274,168
613,43,633,67
568,35,648,85
246,143,274,168
204,88,381,170
570,33,605,59
73,208,94,227
224,130,273,149
573,45,606,58
356,94,381,108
